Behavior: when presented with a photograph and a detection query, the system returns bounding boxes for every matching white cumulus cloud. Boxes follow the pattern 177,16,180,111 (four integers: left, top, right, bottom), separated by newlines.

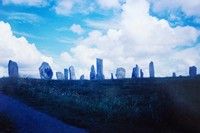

0,21,57,78
59,0,200,79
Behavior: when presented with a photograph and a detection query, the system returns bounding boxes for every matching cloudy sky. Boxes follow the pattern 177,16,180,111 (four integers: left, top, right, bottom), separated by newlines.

0,0,200,79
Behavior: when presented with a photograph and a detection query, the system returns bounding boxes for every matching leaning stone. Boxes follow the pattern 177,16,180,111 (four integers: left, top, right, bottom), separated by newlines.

56,72,64,80
80,75,85,80
39,62,53,80
8,60,19,78
115,67,126,79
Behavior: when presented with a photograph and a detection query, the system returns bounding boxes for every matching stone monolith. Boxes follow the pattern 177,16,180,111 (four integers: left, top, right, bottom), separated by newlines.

116,67,126,79
56,72,64,80
90,65,96,80
189,66,197,77
39,62,53,80
69,66,76,80
8,60,19,78
96,58,105,80
132,65,139,78
149,61,155,78
64,68,68,80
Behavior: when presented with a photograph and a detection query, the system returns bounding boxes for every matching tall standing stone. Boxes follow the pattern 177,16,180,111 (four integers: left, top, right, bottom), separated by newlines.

96,58,105,80
90,65,96,80
189,66,197,77
69,66,76,80
116,67,126,79
39,62,53,80
140,69,144,78
149,61,155,78
8,60,19,78
56,72,64,80
64,68,68,80
132,65,139,78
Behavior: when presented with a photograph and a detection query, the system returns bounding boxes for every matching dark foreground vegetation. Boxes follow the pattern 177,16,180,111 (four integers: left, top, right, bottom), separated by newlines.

0,112,16,133
0,77,200,133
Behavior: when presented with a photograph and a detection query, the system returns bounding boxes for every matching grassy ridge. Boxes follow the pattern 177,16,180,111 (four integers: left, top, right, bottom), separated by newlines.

0,77,200,132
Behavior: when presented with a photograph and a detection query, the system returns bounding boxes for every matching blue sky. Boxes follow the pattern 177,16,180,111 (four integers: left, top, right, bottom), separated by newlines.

0,0,119,56
0,0,200,78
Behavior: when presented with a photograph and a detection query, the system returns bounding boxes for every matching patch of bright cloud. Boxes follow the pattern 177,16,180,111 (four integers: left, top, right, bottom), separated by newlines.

97,0,121,9
70,24,84,35
54,0,97,16
85,18,119,30
54,0,74,16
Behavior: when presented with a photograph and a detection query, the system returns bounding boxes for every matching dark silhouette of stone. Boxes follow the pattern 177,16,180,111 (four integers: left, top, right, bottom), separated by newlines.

189,66,197,77
69,66,76,80
80,75,85,80
116,67,126,79
56,72,64,80
132,65,139,78
111,73,114,79
96,58,104,80
8,60,19,78
140,69,144,78
90,65,96,80
149,61,155,78
172,72,176,77
39,62,53,80
64,68,68,80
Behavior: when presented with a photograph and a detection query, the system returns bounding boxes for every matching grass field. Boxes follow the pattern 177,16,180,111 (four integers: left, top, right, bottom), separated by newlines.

0,112,16,133
0,77,200,132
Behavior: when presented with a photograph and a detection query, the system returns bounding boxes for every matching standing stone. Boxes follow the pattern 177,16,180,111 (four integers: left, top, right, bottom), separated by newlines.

132,65,139,78
115,67,126,79
69,66,76,80
189,66,197,77
172,72,176,77
140,69,144,78
149,61,155,78
56,72,64,80
64,68,68,80
90,65,96,80
111,73,114,79
80,75,85,80
8,60,19,78
96,58,105,80
39,62,53,80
